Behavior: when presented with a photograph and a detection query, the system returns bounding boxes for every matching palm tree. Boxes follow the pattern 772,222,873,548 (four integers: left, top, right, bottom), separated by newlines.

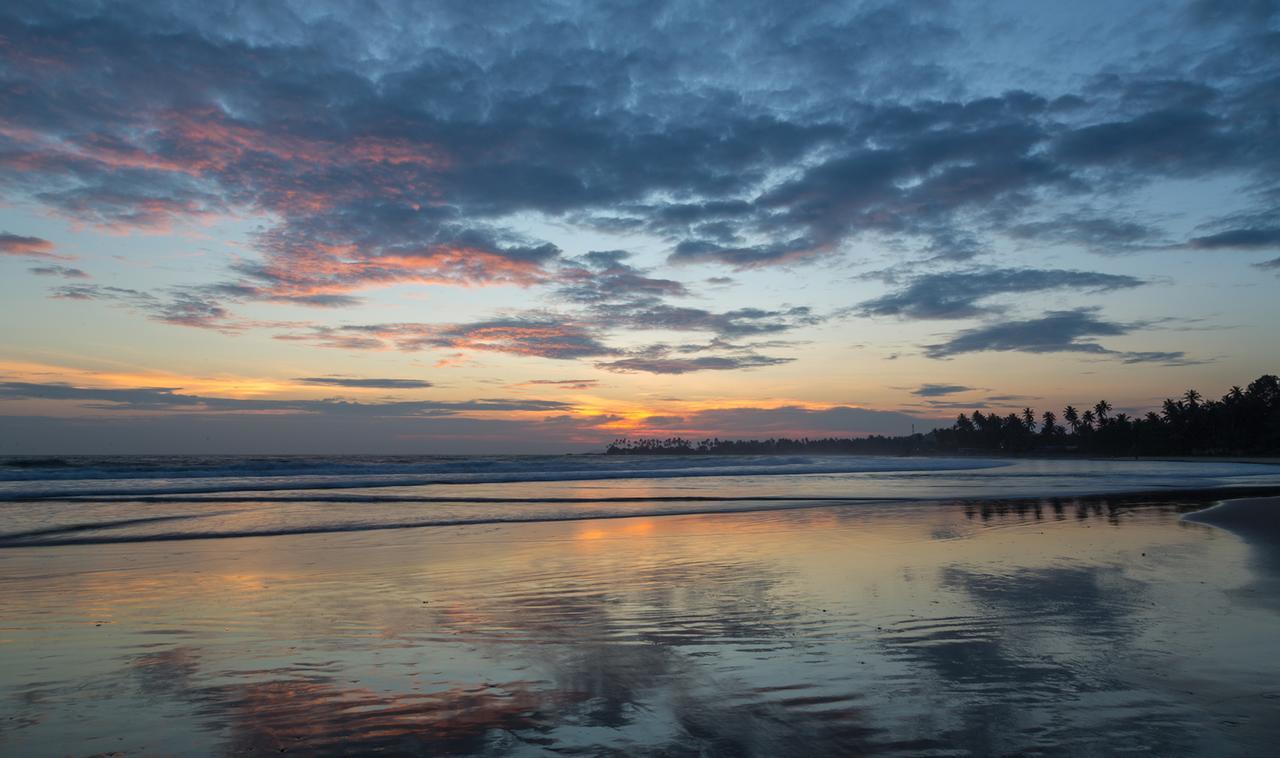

1041,410,1058,436
1094,400,1112,425
1183,389,1202,408
1081,409,1096,430
1063,405,1080,434
1022,407,1036,431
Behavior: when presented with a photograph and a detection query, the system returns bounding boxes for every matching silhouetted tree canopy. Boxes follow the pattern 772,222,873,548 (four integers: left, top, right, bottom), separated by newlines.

606,375,1280,457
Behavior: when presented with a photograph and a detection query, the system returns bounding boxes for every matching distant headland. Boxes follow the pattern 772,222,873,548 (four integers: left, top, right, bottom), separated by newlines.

606,375,1280,457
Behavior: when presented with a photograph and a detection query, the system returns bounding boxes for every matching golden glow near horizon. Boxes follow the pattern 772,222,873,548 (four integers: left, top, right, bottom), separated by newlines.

0,356,895,440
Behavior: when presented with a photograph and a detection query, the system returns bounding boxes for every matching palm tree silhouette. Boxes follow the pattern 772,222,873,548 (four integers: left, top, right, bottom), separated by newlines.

608,374,1279,457
1063,405,1080,434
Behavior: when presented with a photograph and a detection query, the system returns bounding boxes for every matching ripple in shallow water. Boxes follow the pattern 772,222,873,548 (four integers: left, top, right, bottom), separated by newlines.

1,494,1278,755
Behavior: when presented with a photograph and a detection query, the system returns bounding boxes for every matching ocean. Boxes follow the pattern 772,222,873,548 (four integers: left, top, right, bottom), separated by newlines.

4,454,1280,547
3,455,1280,755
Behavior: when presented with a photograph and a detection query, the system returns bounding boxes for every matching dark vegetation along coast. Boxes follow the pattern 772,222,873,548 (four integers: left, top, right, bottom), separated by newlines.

607,374,1280,457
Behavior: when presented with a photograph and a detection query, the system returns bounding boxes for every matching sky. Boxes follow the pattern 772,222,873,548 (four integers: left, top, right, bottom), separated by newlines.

0,0,1277,454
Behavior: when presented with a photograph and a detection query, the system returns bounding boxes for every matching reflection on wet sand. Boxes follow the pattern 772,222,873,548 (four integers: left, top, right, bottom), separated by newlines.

2,495,1278,755
132,646,560,755
1184,497,1280,613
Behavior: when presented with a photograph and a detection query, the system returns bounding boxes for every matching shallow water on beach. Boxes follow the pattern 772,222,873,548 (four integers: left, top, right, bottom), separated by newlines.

4,455,1280,546
2,489,1279,756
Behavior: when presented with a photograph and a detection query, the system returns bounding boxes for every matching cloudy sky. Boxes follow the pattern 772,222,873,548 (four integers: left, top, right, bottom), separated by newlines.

1,0,1277,453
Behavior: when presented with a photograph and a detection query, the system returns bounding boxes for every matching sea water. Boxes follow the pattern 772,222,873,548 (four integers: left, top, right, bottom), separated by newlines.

3,454,1280,546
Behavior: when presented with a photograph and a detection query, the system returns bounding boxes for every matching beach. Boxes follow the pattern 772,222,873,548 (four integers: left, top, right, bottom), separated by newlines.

5,2,1280,754
2,457,1280,755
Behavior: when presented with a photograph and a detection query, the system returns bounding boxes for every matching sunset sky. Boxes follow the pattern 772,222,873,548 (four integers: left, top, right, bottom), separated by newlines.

1,0,1277,453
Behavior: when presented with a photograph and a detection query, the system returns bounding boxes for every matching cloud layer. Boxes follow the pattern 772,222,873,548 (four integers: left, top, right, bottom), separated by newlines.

0,0,1276,447
923,308,1200,365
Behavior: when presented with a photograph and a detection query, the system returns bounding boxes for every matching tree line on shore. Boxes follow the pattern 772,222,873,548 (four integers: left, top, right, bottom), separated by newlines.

605,374,1280,457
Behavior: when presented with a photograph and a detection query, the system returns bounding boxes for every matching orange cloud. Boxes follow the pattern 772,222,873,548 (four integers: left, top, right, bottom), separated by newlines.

0,231,59,258
244,245,551,301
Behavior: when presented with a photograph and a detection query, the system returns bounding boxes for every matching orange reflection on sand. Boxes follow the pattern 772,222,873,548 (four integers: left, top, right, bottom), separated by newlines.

574,518,656,541
130,646,555,755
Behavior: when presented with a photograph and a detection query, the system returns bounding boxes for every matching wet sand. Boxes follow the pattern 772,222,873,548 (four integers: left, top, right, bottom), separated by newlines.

2,493,1279,756
1183,495,1280,540
1137,456,1280,466
1184,495,1280,613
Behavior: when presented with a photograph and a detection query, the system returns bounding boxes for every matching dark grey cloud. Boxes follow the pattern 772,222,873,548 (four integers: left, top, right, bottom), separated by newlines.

51,284,240,330
1051,109,1236,175
750,110,1064,246
518,379,599,390
592,335,804,374
908,397,1012,410
283,318,617,361
294,377,433,389
923,308,1200,365
922,230,987,262
29,265,88,279
1255,256,1280,271
856,267,1146,320
556,250,821,351
1187,227,1280,249
912,383,975,397
1118,351,1206,366
1009,212,1160,251
597,353,792,375
609,304,822,338
529,248,820,369
895,390,1043,411
1188,0,1280,25
0,381,566,415
643,95,1091,267
557,251,688,304
925,308,1125,358
668,237,824,269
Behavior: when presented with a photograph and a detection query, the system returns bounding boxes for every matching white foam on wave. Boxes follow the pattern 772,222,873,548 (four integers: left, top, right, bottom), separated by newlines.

3,457,1280,548
0,455,1009,500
